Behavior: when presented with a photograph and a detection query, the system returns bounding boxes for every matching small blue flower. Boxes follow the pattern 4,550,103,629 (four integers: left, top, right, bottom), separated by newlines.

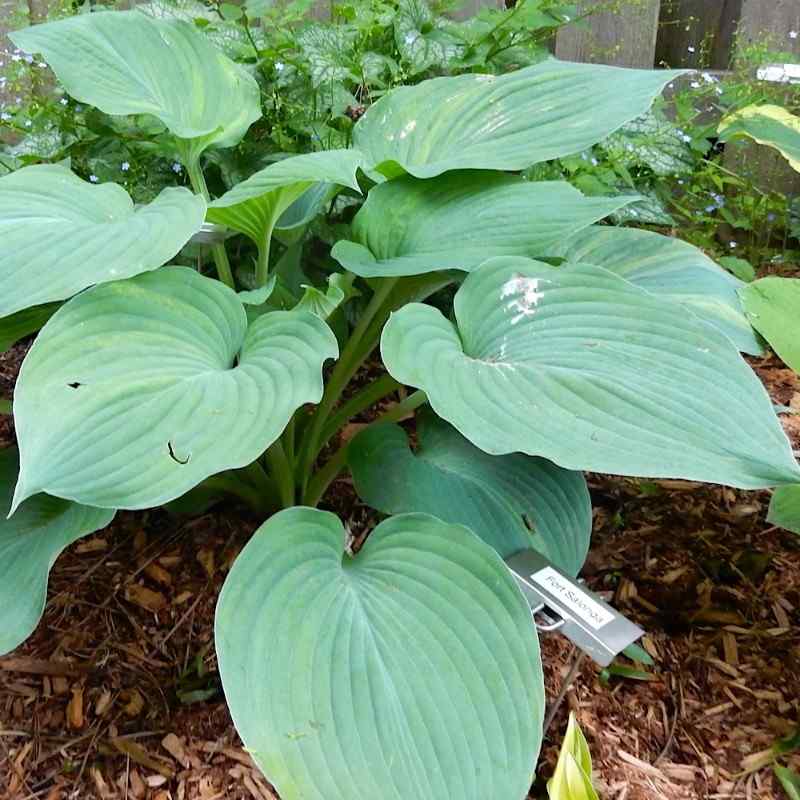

121,161,130,172
89,174,99,183
171,162,182,174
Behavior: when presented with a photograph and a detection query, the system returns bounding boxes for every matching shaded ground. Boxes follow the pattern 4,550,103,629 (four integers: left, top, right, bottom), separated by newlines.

1,348,799,800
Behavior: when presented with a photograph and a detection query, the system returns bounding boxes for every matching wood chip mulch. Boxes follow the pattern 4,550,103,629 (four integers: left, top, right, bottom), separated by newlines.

0,352,798,800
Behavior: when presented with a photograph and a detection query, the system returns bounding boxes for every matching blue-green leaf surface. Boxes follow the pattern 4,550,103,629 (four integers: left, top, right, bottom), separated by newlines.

11,268,338,511
11,10,261,160
0,447,114,655
216,507,544,800
381,257,800,489
332,172,630,277
349,412,591,574
0,165,205,316
552,225,762,354
353,59,684,178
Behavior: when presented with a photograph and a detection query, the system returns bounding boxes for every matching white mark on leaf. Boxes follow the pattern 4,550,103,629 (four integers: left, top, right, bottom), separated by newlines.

500,275,545,325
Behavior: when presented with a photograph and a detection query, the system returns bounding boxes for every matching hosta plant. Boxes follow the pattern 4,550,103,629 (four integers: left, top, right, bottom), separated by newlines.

3,10,800,800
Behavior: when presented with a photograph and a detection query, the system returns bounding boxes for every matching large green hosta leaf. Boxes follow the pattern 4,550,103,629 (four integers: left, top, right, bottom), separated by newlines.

552,225,762,355
381,257,800,489
349,412,591,574
0,165,205,317
11,268,337,512
11,10,261,162
0,447,114,655
207,150,363,260
353,59,683,178
739,277,800,372
216,507,543,800
332,172,630,278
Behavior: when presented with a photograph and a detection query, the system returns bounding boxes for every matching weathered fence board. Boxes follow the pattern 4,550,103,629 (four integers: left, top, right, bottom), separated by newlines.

738,0,800,52
725,0,800,195
554,0,661,68
449,0,502,21
656,0,742,69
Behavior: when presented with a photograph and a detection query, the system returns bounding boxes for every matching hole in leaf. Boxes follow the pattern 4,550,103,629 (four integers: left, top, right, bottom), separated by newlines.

168,441,190,465
67,382,82,389
521,513,536,534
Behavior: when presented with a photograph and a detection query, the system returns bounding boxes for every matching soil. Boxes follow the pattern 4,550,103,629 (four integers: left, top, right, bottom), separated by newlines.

1,343,799,800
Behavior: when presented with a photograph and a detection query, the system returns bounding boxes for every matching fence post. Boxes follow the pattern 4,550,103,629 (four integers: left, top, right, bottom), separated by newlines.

555,0,662,68
723,0,800,195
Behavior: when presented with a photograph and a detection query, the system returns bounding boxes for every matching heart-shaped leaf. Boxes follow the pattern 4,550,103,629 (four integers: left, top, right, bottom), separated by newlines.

216,507,544,800
0,165,206,317
12,268,338,511
11,10,261,162
349,411,591,574
0,447,114,655
207,150,363,262
381,257,800,489
552,225,762,354
739,277,800,372
332,172,630,278
353,59,683,178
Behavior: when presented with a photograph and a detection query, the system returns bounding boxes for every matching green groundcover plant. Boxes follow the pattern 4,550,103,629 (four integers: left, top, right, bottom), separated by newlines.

2,9,800,800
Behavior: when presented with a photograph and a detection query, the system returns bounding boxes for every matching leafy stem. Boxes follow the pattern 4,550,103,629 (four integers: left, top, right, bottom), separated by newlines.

296,276,400,492
265,440,295,508
185,158,236,289
303,389,428,507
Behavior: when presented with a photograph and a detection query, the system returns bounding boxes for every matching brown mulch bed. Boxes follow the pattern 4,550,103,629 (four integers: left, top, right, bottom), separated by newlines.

1,351,799,799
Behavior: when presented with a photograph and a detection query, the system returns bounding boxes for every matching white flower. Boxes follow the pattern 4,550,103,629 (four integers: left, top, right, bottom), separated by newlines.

89,174,99,183
729,241,737,249
59,97,68,106
274,61,285,72
682,133,692,143
38,61,46,68
0,112,11,121
690,81,700,88
11,54,21,62
591,157,599,166
715,87,723,95
121,161,130,171
404,32,416,45
24,120,31,127
171,162,182,173
790,31,798,40
687,45,696,53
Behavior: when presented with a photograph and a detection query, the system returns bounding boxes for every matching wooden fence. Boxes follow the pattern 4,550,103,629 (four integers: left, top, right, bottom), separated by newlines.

3,0,800,186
